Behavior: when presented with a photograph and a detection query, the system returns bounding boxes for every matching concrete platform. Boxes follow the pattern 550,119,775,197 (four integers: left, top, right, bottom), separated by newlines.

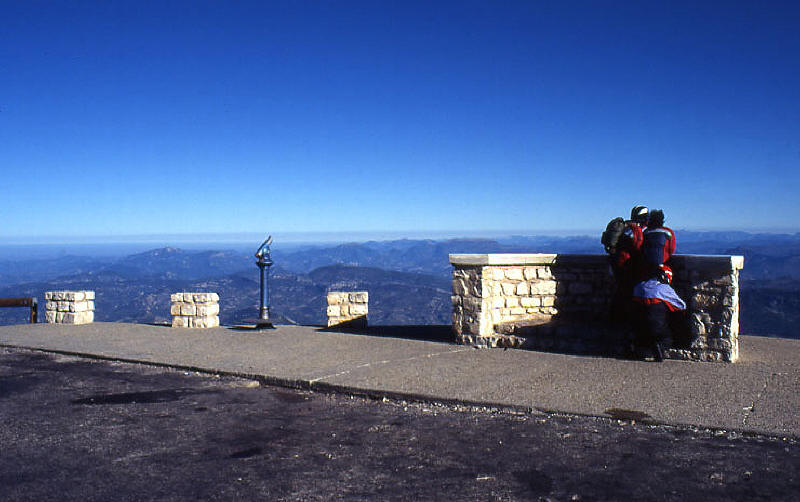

1,322,798,438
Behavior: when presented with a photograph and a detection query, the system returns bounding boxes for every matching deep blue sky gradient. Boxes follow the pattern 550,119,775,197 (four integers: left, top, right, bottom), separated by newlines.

2,1,799,240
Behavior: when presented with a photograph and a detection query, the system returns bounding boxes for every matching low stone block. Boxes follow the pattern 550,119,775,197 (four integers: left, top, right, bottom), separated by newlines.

505,268,524,281
327,291,369,328
530,281,557,295
327,292,347,305
64,292,85,301
172,316,189,328
197,304,220,317
350,304,368,316
349,292,368,303
70,301,89,312
44,291,95,324
193,293,214,304
190,315,219,328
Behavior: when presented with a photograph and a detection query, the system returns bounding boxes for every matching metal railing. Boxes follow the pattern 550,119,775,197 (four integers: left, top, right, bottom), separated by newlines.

0,297,38,323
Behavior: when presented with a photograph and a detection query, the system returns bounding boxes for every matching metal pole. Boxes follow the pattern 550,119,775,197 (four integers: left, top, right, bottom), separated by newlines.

253,235,274,325
264,266,270,320
259,263,270,320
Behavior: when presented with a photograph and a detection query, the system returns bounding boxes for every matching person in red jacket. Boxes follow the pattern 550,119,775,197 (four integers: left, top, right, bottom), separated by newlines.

632,265,686,362
641,209,676,279
610,205,648,274
609,205,649,324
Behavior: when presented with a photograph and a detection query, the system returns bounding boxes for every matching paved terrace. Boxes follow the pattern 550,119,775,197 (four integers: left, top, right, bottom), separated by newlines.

1,322,797,438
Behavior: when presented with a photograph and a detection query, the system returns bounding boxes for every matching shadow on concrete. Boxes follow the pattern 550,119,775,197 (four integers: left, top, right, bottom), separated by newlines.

319,324,455,344
495,311,694,360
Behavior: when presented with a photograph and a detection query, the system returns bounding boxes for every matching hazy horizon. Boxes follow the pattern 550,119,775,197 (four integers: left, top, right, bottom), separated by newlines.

1,227,799,261
3,225,800,246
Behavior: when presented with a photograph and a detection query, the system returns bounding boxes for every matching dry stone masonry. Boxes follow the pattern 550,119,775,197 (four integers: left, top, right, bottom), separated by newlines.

327,291,369,328
170,292,220,328
450,254,744,362
44,291,95,325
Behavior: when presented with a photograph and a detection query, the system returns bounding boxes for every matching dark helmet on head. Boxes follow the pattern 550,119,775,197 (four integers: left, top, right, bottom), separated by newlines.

630,205,649,224
649,209,665,228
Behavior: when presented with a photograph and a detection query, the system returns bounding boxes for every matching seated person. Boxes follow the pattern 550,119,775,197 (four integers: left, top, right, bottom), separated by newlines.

631,265,686,362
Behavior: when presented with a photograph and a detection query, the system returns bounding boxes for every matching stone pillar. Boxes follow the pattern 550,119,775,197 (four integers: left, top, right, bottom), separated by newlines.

327,291,368,328
44,291,95,324
171,292,220,328
670,255,744,362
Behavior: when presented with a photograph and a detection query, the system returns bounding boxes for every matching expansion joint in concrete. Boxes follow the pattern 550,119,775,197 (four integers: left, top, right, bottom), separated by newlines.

742,372,779,426
308,348,472,384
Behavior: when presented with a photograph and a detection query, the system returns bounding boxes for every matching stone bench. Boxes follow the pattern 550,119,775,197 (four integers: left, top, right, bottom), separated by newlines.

450,254,744,362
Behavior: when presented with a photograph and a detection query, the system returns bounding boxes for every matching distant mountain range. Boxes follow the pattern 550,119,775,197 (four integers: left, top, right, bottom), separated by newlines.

1,233,799,338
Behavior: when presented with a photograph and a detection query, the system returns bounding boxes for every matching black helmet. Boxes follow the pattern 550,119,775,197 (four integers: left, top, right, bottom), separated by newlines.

630,205,649,224
649,209,665,228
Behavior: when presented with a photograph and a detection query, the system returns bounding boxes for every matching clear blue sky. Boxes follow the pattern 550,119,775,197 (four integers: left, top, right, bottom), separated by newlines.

2,1,799,241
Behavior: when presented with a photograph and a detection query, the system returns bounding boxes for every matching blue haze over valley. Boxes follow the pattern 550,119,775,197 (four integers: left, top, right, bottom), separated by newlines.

1,231,798,339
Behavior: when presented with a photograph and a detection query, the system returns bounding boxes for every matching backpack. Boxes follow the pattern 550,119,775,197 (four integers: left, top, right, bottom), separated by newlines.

601,217,626,254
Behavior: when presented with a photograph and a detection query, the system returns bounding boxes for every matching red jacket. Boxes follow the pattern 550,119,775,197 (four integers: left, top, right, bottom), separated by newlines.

612,221,645,270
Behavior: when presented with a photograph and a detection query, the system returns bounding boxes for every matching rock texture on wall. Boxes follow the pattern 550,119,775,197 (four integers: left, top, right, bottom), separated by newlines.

45,291,95,325
450,254,744,362
170,292,220,328
327,291,368,328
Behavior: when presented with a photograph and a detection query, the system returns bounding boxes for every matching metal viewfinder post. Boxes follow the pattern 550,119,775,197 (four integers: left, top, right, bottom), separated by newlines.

246,235,275,329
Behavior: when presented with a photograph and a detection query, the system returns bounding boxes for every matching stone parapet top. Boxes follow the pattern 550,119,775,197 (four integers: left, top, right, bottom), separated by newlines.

449,253,744,270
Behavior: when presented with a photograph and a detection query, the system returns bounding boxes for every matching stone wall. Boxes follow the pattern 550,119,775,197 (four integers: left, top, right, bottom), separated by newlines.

327,291,368,328
45,291,95,324
170,292,220,328
450,254,744,362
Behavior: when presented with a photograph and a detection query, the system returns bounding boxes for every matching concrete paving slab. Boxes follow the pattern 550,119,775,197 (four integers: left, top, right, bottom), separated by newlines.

744,371,800,437
1,322,798,438
320,348,773,433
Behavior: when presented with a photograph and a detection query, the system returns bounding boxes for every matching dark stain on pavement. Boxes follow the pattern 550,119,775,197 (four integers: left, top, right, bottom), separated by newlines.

513,469,554,496
229,447,264,459
0,373,42,399
72,388,217,405
272,389,311,404
605,408,653,422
